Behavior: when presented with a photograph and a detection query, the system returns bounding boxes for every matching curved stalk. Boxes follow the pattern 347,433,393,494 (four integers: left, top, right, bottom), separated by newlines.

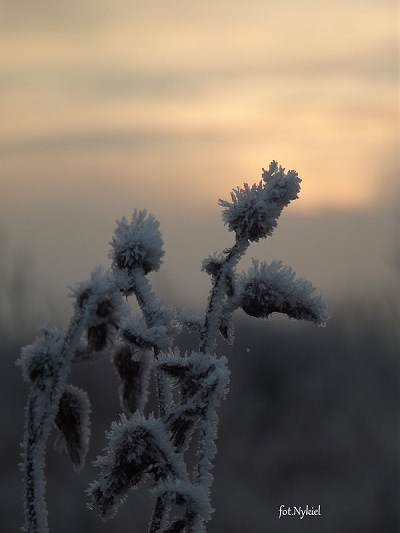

199,238,248,355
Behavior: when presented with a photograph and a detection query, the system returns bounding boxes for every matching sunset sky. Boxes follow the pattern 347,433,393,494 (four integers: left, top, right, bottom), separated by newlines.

0,1,398,325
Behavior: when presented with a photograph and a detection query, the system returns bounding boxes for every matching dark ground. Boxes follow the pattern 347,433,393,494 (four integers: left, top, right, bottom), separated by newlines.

1,295,399,533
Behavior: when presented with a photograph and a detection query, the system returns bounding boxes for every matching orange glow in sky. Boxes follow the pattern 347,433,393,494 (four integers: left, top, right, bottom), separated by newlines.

0,1,398,323
0,0,397,217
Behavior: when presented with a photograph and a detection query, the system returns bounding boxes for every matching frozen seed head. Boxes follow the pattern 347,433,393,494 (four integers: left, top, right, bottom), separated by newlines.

16,323,65,382
238,260,329,326
262,160,301,211
119,302,181,352
119,315,173,351
69,267,125,351
201,253,225,278
87,414,186,520
156,351,230,407
219,161,301,242
110,209,164,275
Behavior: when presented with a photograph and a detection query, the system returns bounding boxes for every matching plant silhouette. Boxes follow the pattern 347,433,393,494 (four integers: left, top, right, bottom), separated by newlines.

17,161,328,532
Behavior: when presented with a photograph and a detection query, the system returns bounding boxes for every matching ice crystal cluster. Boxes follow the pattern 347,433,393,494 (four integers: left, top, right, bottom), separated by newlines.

17,161,328,533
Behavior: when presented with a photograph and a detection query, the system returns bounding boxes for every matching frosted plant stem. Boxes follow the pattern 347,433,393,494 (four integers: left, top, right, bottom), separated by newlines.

24,396,48,533
200,238,248,355
129,268,173,532
129,267,168,416
23,309,88,533
190,238,247,530
195,406,218,488
129,268,159,328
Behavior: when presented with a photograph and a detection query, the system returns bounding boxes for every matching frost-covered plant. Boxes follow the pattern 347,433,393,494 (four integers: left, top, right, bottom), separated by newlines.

17,161,328,533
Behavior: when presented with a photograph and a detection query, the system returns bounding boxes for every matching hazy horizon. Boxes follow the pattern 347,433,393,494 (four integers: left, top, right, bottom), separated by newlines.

0,200,397,332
